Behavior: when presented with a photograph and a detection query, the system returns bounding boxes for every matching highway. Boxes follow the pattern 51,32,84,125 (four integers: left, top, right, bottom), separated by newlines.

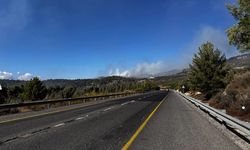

0,91,241,150
131,91,241,150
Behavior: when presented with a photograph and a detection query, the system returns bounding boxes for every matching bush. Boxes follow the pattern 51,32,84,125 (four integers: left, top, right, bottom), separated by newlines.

213,71,250,116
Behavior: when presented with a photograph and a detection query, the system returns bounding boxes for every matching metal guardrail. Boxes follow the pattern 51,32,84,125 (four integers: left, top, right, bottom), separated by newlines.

0,92,137,112
176,91,250,142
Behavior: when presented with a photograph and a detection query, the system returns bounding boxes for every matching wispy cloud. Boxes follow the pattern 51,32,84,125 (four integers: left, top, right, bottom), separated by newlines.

18,73,33,81
184,26,238,60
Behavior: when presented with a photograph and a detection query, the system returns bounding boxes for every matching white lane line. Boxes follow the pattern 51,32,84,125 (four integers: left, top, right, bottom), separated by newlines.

20,133,32,138
75,117,84,120
121,100,136,106
75,115,89,120
121,102,130,106
54,123,65,127
130,100,135,103
103,107,113,112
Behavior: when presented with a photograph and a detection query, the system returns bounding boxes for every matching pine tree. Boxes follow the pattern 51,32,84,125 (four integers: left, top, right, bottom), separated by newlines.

226,0,250,52
189,42,230,99
21,77,47,101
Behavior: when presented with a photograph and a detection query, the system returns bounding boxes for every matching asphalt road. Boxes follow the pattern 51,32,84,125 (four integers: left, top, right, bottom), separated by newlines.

0,91,167,150
0,90,241,150
131,90,241,150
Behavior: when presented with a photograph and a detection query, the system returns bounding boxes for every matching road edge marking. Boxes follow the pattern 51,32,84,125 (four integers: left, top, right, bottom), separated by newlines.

122,98,165,150
0,107,82,124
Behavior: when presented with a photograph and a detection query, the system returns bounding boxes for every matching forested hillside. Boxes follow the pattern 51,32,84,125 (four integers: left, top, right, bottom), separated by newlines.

0,76,159,104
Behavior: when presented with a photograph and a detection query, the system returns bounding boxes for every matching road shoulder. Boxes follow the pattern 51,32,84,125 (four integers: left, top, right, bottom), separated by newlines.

130,91,241,150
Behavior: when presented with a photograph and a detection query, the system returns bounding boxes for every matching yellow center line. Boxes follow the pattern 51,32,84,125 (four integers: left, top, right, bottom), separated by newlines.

122,98,165,150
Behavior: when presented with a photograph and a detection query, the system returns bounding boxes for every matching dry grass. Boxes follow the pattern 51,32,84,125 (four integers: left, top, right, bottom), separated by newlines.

209,99,225,109
211,71,250,121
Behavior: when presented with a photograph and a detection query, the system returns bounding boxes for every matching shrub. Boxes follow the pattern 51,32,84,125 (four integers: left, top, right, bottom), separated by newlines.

213,71,250,116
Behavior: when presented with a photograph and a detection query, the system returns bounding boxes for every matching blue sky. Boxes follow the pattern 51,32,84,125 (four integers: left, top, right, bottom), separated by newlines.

0,0,237,80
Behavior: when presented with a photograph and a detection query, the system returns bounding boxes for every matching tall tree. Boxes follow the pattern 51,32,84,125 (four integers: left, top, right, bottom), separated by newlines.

0,86,8,104
8,86,23,100
21,77,47,101
189,42,230,99
226,0,250,52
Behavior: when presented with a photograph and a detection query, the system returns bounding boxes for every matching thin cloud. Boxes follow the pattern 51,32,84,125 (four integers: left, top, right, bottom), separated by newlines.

184,26,238,60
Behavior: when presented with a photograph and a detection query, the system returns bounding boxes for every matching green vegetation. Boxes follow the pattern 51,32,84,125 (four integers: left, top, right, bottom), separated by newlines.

210,70,250,119
208,1,250,119
7,86,23,103
0,76,159,104
21,77,47,101
0,86,8,104
182,1,250,119
141,80,160,91
188,42,230,99
226,0,250,52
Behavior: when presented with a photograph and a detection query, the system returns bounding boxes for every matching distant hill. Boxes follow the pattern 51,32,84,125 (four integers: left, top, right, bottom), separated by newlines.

152,53,250,86
152,69,189,86
227,53,250,69
155,69,182,77
0,76,161,103
151,54,250,79
1,54,249,88
0,76,138,89
0,80,26,88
